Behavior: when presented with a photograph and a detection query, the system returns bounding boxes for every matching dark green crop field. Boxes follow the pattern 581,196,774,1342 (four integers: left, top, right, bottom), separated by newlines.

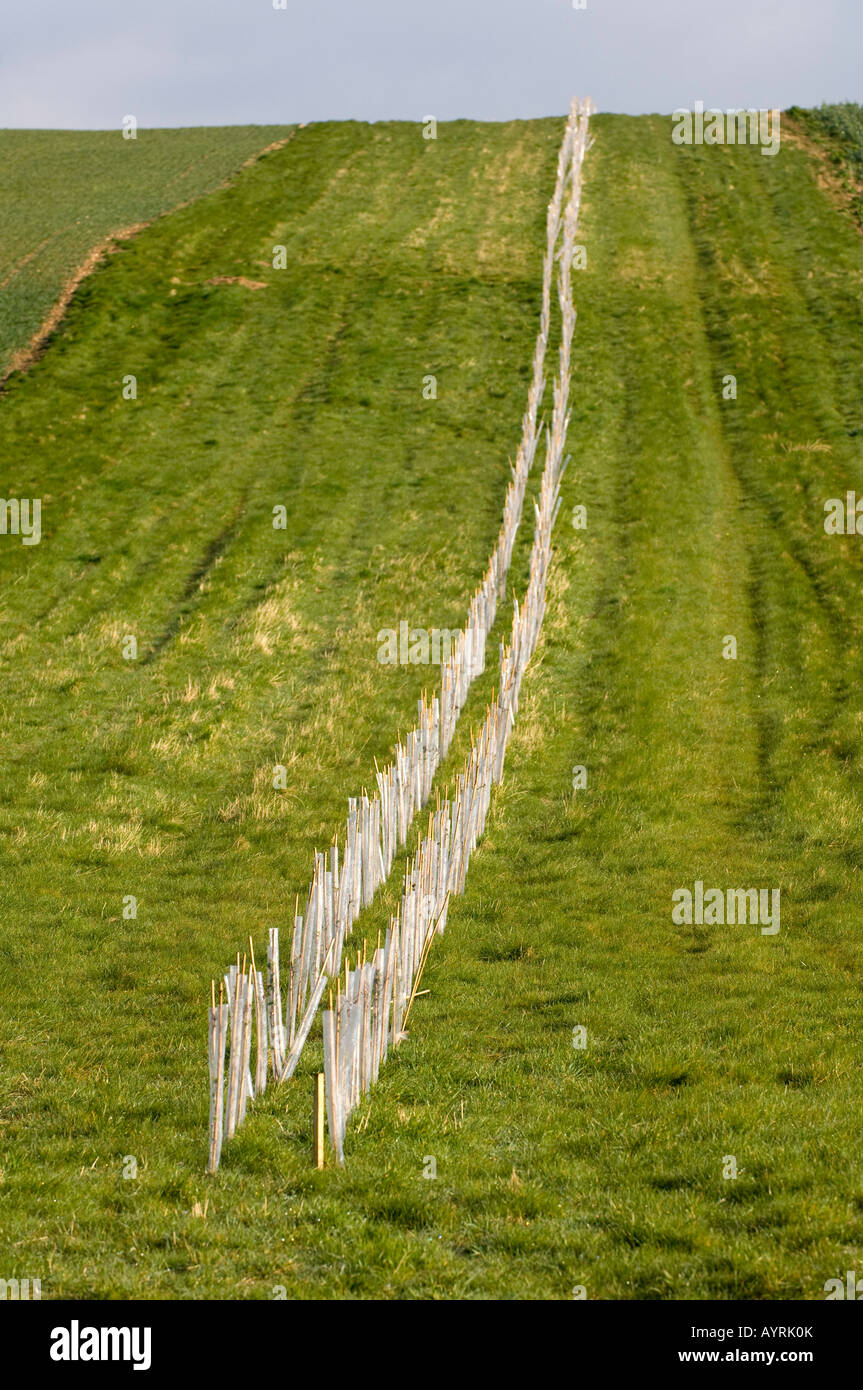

0,111,861,1299
0,125,293,377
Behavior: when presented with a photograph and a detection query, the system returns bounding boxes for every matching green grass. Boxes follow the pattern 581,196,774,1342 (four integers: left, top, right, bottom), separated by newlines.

1,113,862,1300
0,126,294,375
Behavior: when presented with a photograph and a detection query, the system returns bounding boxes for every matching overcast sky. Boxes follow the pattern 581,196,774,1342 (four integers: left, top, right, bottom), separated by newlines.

1,0,859,129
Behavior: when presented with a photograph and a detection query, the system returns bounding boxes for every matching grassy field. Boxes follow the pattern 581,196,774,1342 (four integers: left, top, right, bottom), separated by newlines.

0,126,294,377
1,111,862,1300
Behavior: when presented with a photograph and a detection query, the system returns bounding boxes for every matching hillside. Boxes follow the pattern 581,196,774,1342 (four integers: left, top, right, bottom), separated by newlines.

0,112,861,1299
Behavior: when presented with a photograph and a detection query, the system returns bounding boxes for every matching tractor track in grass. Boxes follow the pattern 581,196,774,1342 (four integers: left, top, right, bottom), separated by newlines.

675,134,863,818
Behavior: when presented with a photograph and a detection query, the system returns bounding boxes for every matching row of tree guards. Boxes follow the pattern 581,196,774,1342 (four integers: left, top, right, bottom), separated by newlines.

207,98,594,1173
